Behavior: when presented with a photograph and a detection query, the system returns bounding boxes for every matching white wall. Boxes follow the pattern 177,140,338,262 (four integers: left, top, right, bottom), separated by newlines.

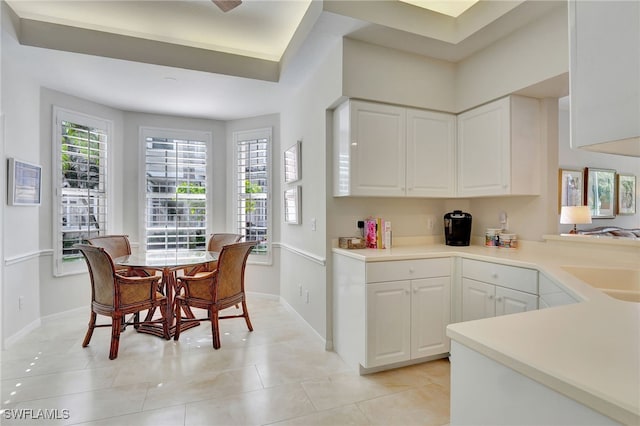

2,11,42,340
342,38,456,112
455,3,568,112
558,97,640,232
278,35,344,343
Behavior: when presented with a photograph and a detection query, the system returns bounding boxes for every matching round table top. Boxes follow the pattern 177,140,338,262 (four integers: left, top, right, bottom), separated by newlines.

114,250,218,270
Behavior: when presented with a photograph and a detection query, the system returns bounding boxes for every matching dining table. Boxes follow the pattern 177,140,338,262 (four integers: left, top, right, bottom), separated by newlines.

114,250,219,338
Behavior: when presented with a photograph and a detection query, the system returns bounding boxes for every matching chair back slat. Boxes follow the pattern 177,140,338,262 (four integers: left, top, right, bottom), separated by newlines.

215,241,256,301
76,244,116,307
87,235,132,259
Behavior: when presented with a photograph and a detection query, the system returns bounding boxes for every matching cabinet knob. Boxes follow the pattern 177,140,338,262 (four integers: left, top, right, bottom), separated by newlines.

497,296,503,302
413,288,418,293
488,294,494,300
405,289,411,295
491,272,498,279
409,268,414,273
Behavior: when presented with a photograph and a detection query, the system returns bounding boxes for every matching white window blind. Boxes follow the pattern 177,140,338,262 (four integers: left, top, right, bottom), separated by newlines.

235,130,270,256
54,108,110,275
144,134,207,251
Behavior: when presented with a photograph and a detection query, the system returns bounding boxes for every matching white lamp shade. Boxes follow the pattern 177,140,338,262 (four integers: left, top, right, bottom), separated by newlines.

560,206,592,225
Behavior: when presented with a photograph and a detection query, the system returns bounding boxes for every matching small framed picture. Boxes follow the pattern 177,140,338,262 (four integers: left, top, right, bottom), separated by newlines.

617,174,636,215
558,168,584,213
585,167,616,219
284,186,301,224
8,158,42,206
284,140,301,183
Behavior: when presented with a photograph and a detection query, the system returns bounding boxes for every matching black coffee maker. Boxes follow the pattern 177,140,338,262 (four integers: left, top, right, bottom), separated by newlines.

444,210,472,246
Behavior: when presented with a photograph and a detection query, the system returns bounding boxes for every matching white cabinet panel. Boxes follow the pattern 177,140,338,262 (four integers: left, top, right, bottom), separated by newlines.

367,257,451,283
569,0,640,156
333,100,456,197
457,96,541,197
462,258,538,294
411,277,451,358
539,273,579,308
462,278,495,321
496,286,538,316
333,100,406,197
366,281,411,367
406,109,456,197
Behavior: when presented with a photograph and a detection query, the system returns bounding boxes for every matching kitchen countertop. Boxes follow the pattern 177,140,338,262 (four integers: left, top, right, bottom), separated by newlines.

332,238,640,424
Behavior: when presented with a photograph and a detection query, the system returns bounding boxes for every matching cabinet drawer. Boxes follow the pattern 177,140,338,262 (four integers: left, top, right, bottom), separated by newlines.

462,259,537,294
367,258,451,283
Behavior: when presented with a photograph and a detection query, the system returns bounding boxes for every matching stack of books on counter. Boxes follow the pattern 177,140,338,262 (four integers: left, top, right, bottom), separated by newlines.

365,217,391,249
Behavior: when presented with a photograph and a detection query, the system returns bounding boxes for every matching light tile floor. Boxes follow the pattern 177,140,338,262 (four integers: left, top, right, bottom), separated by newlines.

1,296,450,426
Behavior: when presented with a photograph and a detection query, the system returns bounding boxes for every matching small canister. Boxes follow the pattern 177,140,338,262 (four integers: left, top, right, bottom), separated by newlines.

485,228,501,247
500,233,518,249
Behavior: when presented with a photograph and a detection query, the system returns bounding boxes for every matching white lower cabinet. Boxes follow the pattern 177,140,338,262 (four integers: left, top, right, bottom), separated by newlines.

411,277,451,359
538,273,579,309
366,281,412,367
365,276,451,368
461,259,538,321
333,254,552,374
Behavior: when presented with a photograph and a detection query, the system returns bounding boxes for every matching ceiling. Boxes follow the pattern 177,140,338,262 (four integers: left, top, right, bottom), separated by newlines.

3,0,565,120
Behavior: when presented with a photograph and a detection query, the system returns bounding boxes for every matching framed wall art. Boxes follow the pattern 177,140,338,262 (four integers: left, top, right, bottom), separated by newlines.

585,167,616,219
7,158,42,206
284,140,301,183
617,174,636,215
284,185,301,224
558,168,584,212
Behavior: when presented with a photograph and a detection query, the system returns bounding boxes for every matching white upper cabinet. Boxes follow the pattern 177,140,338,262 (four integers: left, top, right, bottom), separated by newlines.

333,100,406,197
569,0,640,156
406,108,456,197
333,100,456,197
457,95,541,197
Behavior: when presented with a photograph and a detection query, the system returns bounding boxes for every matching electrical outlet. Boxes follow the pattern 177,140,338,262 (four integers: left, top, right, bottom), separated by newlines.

18,296,24,311
305,290,310,304
298,284,302,296
427,218,434,230
311,218,316,231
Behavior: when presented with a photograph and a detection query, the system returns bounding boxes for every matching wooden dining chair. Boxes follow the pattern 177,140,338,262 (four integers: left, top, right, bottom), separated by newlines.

86,234,150,277
184,233,243,277
173,241,257,349
75,244,170,359
87,234,157,327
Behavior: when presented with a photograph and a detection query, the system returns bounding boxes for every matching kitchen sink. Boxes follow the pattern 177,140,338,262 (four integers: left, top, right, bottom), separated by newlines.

561,265,640,303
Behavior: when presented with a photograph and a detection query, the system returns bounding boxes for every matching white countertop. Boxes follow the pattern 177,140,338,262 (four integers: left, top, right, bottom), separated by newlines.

332,238,640,424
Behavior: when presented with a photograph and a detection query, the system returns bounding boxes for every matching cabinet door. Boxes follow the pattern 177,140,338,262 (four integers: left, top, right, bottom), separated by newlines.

569,0,640,154
365,281,411,368
350,101,406,196
539,273,578,309
457,98,510,197
406,109,456,197
411,277,451,359
462,278,495,321
495,287,538,316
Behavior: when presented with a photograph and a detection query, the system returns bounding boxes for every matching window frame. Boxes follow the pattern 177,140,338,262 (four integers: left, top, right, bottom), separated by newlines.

52,106,113,277
138,127,212,253
233,128,272,265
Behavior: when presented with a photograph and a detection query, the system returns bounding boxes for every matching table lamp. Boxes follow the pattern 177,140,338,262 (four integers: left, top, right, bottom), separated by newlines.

560,206,592,234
